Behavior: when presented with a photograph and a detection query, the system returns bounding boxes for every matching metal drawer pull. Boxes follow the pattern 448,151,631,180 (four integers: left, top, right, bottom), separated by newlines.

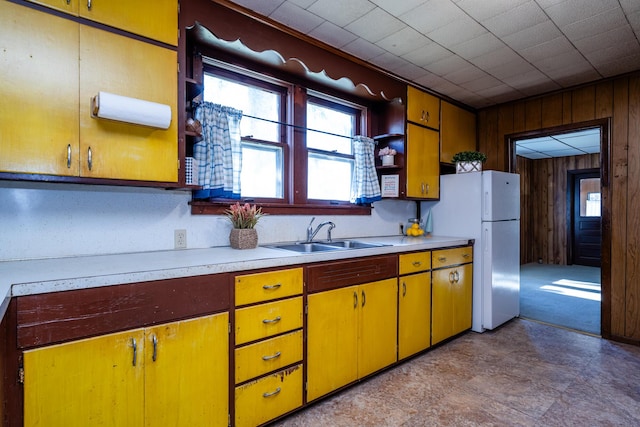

361,290,366,307
354,291,358,308
66,144,72,168
438,257,447,262
402,282,407,297
263,387,281,398
262,316,281,324
262,351,282,361
87,146,92,171
454,271,460,283
87,0,92,10
131,338,137,366
449,271,455,283
412,261,422,267
263,283,282,290
152,335,158,362
463,253,470,258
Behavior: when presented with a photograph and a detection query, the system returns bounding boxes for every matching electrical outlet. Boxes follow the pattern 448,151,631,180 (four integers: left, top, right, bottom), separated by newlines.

174,229,187,249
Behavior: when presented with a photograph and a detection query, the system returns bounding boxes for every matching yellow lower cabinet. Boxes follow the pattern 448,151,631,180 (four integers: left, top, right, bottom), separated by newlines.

145,313,229,427
398,272,431,359
23,313,229,427
235,296,303,345
235,364,303,427
235,330,303,384
432,263,473,345
24,329,146,427
307,278,397,402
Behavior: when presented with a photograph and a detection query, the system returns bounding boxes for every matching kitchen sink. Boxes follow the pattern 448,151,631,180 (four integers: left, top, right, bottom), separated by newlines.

322,240,389,249
269,240,390,253
269,242,344,253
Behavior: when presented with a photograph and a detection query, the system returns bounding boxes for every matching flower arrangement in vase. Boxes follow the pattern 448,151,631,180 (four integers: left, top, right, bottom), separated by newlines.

378,146,397,166
225,202,264,249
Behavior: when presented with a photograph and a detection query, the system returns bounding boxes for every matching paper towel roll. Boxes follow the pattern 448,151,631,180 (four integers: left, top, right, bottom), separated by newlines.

92,91,172,129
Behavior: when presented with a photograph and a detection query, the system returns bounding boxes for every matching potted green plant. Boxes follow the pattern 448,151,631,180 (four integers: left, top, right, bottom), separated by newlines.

452,151,487,173
225,202,264,249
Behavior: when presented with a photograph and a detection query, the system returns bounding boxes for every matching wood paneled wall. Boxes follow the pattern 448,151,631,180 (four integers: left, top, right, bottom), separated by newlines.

517,154,599,266
477,71,640,343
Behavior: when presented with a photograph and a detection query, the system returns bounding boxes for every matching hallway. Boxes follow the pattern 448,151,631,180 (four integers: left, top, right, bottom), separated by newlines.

272,319,640,426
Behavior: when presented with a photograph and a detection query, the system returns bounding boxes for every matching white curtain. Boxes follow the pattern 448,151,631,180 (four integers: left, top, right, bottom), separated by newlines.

193,102,243,199
351,135,381,204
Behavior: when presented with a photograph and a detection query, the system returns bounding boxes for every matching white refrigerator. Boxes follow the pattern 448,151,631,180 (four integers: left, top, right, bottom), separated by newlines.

429,170,520,332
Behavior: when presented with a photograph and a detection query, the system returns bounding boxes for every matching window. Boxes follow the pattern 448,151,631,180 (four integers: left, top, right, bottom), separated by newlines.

203,65,287,200
201,60,368,211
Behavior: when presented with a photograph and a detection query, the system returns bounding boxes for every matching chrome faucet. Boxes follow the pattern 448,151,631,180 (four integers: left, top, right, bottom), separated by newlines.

306,217,336,242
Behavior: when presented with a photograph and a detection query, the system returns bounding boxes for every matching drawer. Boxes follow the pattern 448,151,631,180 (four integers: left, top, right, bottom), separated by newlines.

235,297,303,345
235,364,303,427
235,330,303,384
432,246,473,269
235,268,303,306
399,251,431,275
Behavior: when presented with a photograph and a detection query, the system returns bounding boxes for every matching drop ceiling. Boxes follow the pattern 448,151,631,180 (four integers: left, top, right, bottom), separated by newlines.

516,128,600,159
224,0,640,109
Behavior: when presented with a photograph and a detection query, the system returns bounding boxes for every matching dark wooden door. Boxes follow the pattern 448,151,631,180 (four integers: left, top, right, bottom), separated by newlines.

570,170,601,266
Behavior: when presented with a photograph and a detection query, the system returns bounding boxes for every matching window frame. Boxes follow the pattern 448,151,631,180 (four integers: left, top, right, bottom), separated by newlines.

193,57,374,215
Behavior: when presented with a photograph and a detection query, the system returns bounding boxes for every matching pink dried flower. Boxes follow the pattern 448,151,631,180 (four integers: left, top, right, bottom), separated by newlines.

225,202,264,229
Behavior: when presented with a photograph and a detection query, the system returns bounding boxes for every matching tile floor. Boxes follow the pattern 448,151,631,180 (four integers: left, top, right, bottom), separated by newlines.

272,319,640,426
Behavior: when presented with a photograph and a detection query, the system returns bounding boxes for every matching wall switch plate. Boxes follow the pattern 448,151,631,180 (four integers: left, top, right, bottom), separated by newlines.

174,229,187,249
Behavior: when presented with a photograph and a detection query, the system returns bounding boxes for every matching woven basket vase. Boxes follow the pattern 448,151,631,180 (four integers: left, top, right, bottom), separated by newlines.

229,228,258,249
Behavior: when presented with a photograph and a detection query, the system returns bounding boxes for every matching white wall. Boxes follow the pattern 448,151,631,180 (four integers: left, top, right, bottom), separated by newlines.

0,181,418,261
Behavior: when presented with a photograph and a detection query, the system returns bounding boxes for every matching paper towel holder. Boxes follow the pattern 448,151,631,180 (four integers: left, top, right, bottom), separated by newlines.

90,91,172,129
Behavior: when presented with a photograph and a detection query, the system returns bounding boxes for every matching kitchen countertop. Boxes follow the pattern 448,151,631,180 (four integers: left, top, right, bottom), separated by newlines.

0,235,471,322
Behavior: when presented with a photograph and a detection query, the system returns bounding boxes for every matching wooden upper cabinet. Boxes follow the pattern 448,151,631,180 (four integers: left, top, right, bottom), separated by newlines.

79,26,178,182
441,101,477,164
407,86,440,130
406,123,440,199
0,2,80,176
26,0,178,46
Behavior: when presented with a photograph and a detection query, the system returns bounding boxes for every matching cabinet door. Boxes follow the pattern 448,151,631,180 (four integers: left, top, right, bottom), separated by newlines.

145,313,229,427
451,263,473,336
0,2,80,176
432,267,454,345
24,0,78,14
406,123,440,198
79,0,177,46
441,101,476,164
398,272,431,359
79,26,178,182
358,279,398,377
307,286,358,402
407,86,440,129
24,329,145,427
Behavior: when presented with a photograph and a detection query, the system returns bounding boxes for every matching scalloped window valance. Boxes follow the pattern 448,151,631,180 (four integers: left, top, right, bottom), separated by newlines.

182,0,406,102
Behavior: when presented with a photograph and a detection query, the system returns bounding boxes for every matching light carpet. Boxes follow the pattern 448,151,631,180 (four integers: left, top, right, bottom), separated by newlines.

520,263,601,335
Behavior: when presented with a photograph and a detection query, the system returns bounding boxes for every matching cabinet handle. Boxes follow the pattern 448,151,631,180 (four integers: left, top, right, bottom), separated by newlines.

263,387,281,398
152,334,158,362
402,282,407,297
454,270,460,283
66,0,70,4
66,144,72,168
262,316,281,324
426,184,430,194
87,146,92,171
87,0,92,10
449,271,454,284
463,253,470,259
353,291,358,308
263,283,281,290
262,351,281,361
412,261,422,267
426,111,430,123
421,182,425,194
361,290,366,307
131,338,137,367
421,110,426,122
438,257,447,262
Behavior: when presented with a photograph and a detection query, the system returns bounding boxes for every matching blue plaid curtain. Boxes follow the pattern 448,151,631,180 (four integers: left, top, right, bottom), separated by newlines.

192,102,243,199
351,136,381,205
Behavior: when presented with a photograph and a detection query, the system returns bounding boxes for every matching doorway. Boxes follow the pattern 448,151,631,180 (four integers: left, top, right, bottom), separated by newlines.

507,119,610,336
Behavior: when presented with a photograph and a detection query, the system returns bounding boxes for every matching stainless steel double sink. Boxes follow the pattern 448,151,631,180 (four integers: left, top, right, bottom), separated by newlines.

268,239,390,253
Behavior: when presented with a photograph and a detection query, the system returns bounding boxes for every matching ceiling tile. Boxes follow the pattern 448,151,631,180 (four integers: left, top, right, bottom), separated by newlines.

230,0,285,15
426,15,486,47
288,0,316,7
456,0,530,21
307,0,377,27
308,21,358,48
369,52,410,71
594,53,640,77
345,7,405,42
482,2,548,37
270,2,324,34
543,0,620,26
484,58,538,80
468,47,522,70
561,8,628,42
393,62,432,80
520,36,575,62
450,32,504,59
458,74,503,91
401,42,452,67
369,0,429,16
423,54,469,76
545,148,584,157
400,0,463,34
376,27,432,56
341,37,386,60
574,26,640,55
444,65,488,85
501,21,563,51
